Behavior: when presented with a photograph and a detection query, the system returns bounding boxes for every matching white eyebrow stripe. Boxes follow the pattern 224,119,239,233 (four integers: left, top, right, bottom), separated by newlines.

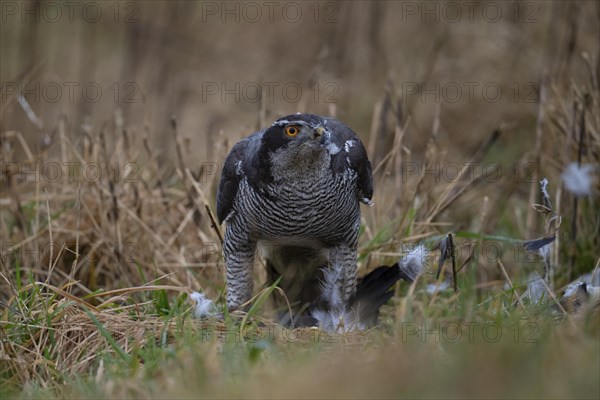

272,119,312,127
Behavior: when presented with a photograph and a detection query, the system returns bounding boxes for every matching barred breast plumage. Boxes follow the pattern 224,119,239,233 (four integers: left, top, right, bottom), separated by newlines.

238,170,360,242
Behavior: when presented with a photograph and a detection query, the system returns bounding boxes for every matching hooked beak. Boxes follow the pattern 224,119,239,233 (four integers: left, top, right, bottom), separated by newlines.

312,127,325,140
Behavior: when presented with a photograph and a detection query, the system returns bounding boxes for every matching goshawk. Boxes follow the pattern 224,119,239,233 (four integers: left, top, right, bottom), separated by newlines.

216,113,374,325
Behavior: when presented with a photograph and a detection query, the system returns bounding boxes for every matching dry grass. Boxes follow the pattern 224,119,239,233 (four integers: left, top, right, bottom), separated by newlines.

2,71,599,397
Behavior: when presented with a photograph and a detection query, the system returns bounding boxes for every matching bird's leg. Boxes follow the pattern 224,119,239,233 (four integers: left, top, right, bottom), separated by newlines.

223,220,256,310
329,244,358,304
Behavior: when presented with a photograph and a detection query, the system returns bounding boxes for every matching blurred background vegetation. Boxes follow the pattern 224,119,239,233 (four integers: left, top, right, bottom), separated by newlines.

2,0,597,160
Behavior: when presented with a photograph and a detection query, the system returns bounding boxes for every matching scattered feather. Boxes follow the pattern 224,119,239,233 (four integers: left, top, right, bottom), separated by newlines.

399,244,427,282
539,178,553,209
320,267,344,310
561,163,596,197
313,267,357,332
587,285,600,301
524,272,547,303
190,291,216,318
523,235,555,251
425,281,450,295
563,273,600,299
563,281,587,299
562,273,600,310
538,242,553,265
311,309,363,333
313,245,428,332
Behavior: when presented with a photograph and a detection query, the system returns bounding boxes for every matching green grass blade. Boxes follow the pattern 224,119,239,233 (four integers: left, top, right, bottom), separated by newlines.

84,309,131,362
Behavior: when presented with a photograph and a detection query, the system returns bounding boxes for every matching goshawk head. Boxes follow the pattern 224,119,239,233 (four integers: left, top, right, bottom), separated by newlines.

259,114,344,176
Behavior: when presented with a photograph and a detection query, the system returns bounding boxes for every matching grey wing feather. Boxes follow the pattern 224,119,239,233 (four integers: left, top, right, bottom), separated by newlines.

216,139,249,224
216,131,264,223
327,120,374,204
348,138,374,204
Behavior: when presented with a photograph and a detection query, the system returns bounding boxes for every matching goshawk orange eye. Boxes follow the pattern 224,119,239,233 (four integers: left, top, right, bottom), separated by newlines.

285,126,300,137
